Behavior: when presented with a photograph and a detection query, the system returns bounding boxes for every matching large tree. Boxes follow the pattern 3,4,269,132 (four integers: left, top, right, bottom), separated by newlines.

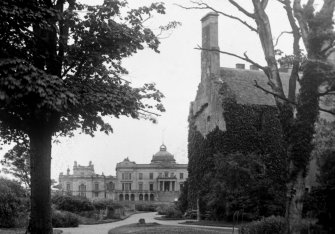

0,0,171,233
181,0,335,233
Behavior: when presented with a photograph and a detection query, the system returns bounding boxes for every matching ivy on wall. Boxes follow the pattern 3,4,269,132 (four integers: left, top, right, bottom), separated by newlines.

187,98,287,219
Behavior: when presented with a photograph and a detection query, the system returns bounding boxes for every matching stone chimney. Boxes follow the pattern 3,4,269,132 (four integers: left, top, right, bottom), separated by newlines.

250,64,259,70
236,63,245,69
201,12,220,81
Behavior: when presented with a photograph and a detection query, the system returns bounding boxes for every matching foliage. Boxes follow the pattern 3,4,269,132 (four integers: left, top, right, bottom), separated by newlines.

52,194,94,214
177,180,188,213
0,144,30,188
164,206,183,219
239,216,286,234
187,101,286,220
157,204,183,219
135,204,156,212
51,209,79,228
92,199,121,210
0,0,175,232
303,150,335,232
0,177,29,228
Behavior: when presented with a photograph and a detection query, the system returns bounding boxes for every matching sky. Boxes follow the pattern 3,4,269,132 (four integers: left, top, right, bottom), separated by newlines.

0,0,297,181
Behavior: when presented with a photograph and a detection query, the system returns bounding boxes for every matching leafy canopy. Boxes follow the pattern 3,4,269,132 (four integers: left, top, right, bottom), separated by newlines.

0,0,169,141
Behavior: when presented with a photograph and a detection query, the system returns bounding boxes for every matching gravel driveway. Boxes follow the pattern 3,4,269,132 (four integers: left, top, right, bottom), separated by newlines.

59,212,236,234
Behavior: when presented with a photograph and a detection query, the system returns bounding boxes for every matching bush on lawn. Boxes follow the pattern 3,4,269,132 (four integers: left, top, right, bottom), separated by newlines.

52,194,94,214
157,204,183,219
52,209,79,228
239,216,286,234
156,204,170,215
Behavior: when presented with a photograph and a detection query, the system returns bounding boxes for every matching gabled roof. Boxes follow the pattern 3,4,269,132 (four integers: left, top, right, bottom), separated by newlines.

219,67,291,106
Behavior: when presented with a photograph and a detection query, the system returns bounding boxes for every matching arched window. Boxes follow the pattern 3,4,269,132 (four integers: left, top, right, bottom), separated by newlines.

144,194,149,201
125,194,129,201
139,194,143,201
119,194,124,201
131,194,135,201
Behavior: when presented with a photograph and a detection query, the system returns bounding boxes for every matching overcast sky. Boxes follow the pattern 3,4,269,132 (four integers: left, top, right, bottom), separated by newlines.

0,0,298,181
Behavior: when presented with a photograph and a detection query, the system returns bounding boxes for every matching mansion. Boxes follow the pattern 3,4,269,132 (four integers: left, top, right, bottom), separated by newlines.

58,144,188,203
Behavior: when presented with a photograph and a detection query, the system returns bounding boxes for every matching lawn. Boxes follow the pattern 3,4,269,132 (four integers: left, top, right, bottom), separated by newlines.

108,223,234,234
180,220,237,227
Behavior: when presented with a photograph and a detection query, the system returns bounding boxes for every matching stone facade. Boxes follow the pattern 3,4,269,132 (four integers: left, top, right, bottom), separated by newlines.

59,161,116,200
58,144,188,203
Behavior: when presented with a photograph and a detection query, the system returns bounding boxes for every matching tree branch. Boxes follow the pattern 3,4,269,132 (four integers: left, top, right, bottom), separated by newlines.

195,45,267,72
228,0,255,18
254,80,335,115
281,0,301,103
293,0,309,49
176,1,258,32
274,31,293,47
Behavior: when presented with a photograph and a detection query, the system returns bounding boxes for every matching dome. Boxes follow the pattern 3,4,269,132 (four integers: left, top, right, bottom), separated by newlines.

151,144,176,164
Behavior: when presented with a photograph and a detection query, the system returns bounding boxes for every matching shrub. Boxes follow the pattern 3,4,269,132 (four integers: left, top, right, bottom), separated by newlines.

52,194,94,213
135,204,156,212
239,216,286,234
0,177,29,228
52,209,79,228
157,204,183,219
165,206,183,219
156,204,170,215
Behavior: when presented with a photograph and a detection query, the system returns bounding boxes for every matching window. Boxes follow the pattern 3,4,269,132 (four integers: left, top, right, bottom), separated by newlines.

149,172,153,180
122,172,131,180
164,171,169,177
66,183,70,191
122,183,132,191
159,172,162,177
79,184,86,197
180,173,184,179
138,182,143,191
171,172,174,177
149,183,154,191
107,182,114,191
139,173,143,180
94,192,99,197
95,183,99,191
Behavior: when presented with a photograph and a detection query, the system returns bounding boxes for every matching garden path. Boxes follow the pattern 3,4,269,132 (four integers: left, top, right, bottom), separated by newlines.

59,212,237,234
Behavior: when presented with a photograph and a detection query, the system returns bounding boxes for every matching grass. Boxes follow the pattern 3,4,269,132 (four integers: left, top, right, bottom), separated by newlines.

108,223,233,234
180,220,237,227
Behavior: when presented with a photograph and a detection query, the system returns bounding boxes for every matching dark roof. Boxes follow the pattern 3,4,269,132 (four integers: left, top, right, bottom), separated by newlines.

151,144,176,164
219,67,291,106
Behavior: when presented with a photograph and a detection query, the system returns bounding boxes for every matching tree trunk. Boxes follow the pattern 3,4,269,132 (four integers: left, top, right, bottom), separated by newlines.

197,198,201,221
28,127,53,234
286,170,305,234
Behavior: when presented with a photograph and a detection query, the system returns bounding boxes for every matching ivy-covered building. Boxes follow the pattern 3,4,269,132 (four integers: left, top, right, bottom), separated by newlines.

187,12,294,212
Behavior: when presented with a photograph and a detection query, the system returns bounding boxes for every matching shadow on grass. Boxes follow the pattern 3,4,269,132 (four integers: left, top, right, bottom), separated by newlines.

108,223,234,234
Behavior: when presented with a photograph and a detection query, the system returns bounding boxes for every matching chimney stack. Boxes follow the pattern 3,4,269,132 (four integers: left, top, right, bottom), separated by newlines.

249,64,259,70
201,12,220,81
236,63,245,69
